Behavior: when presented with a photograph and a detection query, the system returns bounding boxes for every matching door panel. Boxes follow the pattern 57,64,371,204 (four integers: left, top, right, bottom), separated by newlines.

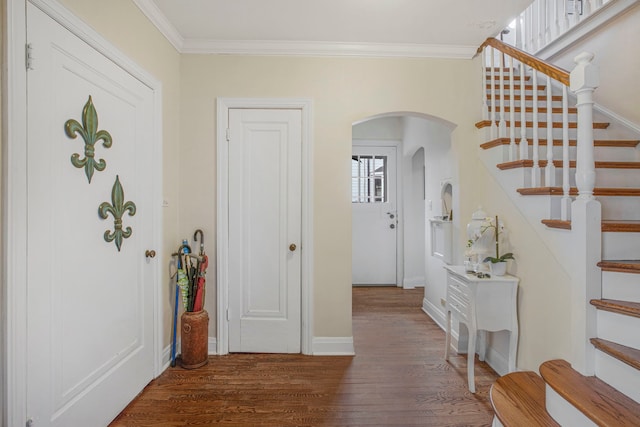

228,109,302,353
352,146,398,285
26,5,155,426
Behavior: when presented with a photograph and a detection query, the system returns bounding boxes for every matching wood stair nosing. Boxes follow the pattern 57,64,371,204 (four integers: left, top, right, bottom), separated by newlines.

597,260,640,273
517,187,640,197
487,94,564,102
497,160,640,170
480,138,640,150
489,106,579,114
490,371,560,427
486,83,546,91
540,359,640,427
590,299,640,318
475,119,610,130
542,220,640,232
590,338,640,372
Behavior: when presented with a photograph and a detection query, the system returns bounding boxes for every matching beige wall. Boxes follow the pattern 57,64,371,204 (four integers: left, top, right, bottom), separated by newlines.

57,0,182,348
1,1,574,371
179,55,483,337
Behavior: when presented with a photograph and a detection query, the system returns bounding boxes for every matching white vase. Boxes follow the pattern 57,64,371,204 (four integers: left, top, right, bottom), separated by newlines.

491,261,507,276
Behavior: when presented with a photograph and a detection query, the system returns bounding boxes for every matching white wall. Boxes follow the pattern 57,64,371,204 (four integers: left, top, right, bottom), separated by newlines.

549,3,640,128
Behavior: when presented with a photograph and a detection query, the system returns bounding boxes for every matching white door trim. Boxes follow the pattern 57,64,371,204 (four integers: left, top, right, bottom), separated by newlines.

216,98,314,355
3,1,163,425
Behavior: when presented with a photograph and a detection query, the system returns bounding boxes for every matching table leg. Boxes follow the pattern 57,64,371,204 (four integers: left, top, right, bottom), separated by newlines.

467,327,476,393
478,330,487,362
508,329,518,372
444,309,451,361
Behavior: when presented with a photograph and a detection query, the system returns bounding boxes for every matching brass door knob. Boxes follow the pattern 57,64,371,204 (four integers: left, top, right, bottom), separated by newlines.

145,250,156,258
289,244,297,252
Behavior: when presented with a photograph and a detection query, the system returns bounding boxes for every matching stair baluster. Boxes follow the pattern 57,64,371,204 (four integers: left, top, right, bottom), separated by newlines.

519,61,529,160
545,75,556,186
490,48,498,140
531,69,542,186
499,51,506,138
561,84,571,220
509,57,516,161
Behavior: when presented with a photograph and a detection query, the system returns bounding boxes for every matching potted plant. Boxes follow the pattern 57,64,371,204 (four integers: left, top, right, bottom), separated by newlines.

481,215,514,276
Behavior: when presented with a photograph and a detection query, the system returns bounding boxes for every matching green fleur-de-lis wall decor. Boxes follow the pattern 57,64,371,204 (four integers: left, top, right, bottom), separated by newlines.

99,175,136,252
65,96,113,183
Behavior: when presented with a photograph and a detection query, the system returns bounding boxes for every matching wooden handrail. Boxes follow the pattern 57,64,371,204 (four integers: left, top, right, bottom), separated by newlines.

476,38,570,86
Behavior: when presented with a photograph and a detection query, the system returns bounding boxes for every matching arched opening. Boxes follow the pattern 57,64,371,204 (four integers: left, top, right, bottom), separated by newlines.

351,112,457,303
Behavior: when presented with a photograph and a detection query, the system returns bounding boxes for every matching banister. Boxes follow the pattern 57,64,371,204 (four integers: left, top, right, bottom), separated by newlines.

476,37,570,86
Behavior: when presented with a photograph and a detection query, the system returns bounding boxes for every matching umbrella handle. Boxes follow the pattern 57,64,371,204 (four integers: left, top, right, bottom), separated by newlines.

194,229,205,255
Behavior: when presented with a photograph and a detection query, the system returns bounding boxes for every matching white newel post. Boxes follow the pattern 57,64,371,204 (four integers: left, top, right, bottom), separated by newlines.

569,51,601,376
572,52,598,199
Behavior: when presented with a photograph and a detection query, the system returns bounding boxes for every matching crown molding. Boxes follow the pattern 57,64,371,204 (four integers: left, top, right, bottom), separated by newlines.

132,0,184,52
132,0,475,59
181,39,477,59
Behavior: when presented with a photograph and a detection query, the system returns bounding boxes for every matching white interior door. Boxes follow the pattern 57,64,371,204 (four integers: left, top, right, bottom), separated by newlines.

26,4,156,426
228,108,302,353
352,146,398,285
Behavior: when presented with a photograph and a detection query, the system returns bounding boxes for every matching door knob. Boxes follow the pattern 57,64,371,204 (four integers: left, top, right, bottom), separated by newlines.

390,224,395,229
289,244,297,252
145,250,156,258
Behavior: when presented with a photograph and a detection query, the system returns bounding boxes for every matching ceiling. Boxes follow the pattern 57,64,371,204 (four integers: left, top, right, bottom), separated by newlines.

133,0,532,58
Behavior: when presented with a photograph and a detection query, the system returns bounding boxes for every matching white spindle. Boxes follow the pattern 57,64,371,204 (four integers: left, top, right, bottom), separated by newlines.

571,52,598,199
515,14,523,50
482,49,489,122
561,85,571,220
537,0,545,50
561,0,570,34
490,48,498,140
509,57,516,160
519,62,529,160
545,75,556,186
532,69,541,186
499,52,506,138
544,0,552,44
527,7,535,52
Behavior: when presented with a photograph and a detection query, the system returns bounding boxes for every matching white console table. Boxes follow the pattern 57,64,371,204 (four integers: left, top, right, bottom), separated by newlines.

443,265,519,393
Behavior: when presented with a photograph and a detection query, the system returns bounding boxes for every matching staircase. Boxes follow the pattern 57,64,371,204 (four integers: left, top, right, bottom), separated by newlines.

477,38,640,426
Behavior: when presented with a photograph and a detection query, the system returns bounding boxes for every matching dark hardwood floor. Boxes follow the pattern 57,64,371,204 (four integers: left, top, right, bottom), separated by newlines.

111,287,498,426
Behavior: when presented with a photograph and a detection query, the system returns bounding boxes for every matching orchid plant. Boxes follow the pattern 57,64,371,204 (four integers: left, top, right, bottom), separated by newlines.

479,215,514,264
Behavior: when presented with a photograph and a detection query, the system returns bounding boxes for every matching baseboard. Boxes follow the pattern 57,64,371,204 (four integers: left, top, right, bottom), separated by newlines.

484,346,509,376
312,337,355,355
209,337,217,355
422,297,446,330
403,276,425,289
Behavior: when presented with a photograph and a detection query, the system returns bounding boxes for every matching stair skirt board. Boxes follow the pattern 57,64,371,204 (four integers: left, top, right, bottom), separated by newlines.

545,386,598,427
596,311,640,352
601,271,640,302
594,350,640,403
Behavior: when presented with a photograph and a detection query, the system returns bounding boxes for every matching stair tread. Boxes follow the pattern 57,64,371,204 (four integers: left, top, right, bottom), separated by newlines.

489,106,578,114
490,371,560,427
542,220,640,232
497,160,640,170
540,359,640,427
475,119,610,129
487,94,563,101
590,338,640,372
517,187,640,196
486,84,544,90
590,298,640,318
597,260,640,273
480,138,639,150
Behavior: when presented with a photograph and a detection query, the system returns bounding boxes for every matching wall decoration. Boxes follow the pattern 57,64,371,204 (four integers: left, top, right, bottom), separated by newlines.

64,96,113,183
99,175,136,251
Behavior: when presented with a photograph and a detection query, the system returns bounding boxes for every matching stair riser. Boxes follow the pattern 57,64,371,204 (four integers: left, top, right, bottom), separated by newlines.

545,386,597,427
594,351,640,403
602,236,640,262
596,311,640,350
601,197,640,221
601,271,640,302
515,146,638,163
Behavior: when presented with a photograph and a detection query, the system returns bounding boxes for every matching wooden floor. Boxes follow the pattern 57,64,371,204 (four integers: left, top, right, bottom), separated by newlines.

111,287,498,426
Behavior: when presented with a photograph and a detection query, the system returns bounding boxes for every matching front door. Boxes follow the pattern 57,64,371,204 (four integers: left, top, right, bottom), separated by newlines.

227,108,302,353
26,4,157,425
352,146,398,285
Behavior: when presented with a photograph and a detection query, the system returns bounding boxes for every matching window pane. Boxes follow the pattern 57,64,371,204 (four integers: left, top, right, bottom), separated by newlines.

351,155,387,203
